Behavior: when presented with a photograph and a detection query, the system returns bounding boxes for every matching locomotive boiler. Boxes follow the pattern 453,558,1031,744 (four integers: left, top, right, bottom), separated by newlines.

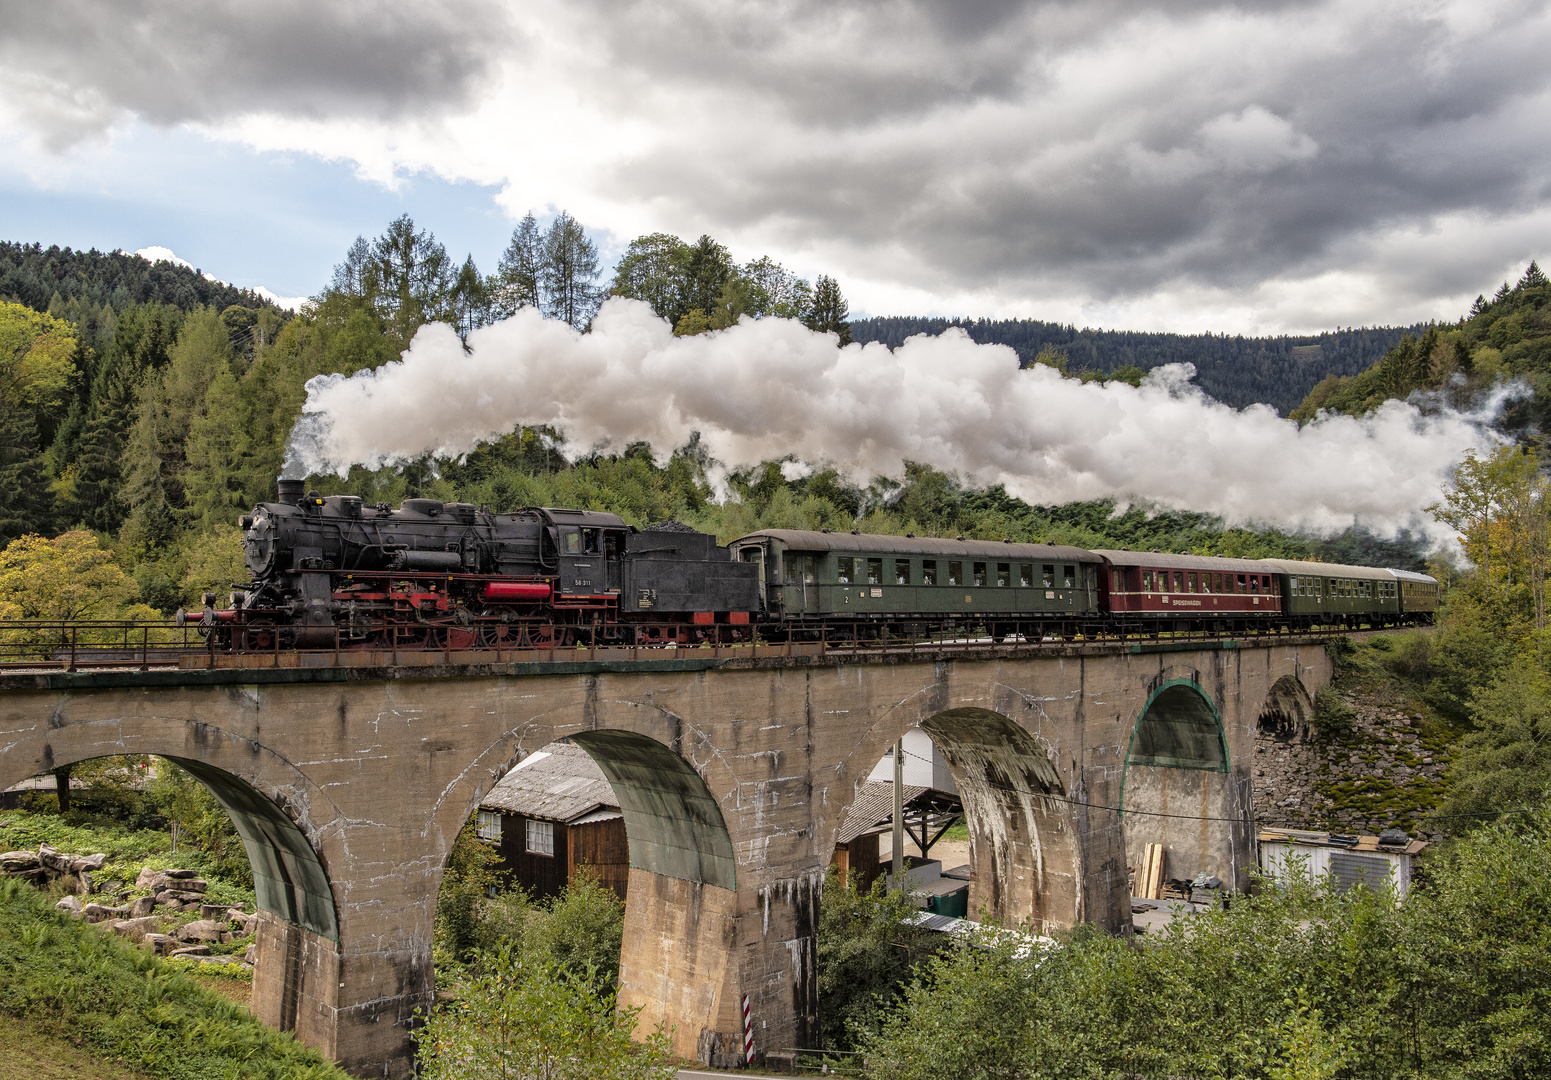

213,478,760,649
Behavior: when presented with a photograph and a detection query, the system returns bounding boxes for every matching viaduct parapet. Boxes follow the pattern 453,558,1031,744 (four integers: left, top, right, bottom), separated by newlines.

0,637,1331,1076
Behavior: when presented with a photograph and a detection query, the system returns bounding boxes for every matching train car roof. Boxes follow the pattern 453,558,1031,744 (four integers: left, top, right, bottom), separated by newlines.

1089,550,1281,573
731,529,1098,562
1388,568,1440,584
1257,559,1398,580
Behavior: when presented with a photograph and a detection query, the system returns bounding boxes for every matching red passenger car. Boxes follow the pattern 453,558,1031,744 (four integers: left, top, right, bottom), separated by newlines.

1091,551,1282,625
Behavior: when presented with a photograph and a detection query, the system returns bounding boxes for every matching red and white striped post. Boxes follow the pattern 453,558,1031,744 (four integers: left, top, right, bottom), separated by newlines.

741,992,754,1065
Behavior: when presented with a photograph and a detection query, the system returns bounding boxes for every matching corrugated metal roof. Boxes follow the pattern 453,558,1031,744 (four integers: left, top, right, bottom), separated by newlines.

480,743,619,823
1090,550,1282,573
837,781,930,844
732,529,1098,562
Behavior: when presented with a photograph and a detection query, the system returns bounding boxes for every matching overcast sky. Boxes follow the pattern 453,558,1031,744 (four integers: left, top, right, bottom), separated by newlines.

2,0,1549,333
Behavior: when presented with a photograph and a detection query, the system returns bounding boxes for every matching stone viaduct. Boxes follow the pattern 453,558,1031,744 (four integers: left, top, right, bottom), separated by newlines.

0,636,1332,1077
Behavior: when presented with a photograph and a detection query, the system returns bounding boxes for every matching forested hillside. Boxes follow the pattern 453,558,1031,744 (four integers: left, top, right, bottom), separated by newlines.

1291,262,1551,445
852,316,1426,415
0,216,1451,623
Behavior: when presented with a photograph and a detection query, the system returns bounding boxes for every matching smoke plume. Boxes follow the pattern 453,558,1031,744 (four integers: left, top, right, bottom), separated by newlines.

285,299,1501,543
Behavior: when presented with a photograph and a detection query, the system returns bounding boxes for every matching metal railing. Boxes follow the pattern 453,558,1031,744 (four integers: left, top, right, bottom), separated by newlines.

0,615,1390,673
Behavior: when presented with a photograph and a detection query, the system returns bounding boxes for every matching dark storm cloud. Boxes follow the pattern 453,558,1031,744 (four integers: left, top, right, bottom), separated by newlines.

586,0,1551,301
0,0,513,144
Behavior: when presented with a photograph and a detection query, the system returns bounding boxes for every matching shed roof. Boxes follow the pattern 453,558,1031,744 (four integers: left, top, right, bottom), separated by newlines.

732,529,1097,562
480,743,618,823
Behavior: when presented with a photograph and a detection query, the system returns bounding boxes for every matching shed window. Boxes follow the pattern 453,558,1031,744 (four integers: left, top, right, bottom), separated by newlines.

526,818,555,857
866,558,883,585
476,810,502,842
1042,565,1055,588
973,562,987,587
922,560,937,585
1064,566,1077,589
895,559,911,585
948,561,962,586
836,557,854,584
997,563,1011,587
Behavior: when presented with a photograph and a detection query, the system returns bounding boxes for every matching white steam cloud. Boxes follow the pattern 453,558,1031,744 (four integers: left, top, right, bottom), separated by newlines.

286,298,1502,543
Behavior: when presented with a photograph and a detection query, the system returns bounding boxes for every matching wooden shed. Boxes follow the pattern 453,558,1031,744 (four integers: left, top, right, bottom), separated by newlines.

477,743,630,902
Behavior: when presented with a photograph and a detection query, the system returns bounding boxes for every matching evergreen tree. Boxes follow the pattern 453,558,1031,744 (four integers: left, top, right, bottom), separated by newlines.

0,401,53,544
366,215,453,347
807,274,852,345
183,368,248,533
539,211,602,331
682,235,734,316
490,214,544,319
447,255,488,341
1520,260,1549,290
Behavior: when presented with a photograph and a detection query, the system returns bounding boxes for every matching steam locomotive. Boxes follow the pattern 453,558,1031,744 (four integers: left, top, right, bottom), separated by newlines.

198,478,1438,651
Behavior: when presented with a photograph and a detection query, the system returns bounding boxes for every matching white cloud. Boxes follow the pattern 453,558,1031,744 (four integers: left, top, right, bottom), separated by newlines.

8,0,1551,332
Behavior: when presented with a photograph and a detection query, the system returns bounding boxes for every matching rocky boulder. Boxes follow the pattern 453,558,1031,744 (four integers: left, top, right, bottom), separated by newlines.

173,919,225,943
110,916,163,942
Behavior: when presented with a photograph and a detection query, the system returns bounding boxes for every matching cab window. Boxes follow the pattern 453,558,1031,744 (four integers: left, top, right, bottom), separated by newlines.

563,529,581,554
581,528,601,554
922,560,938,585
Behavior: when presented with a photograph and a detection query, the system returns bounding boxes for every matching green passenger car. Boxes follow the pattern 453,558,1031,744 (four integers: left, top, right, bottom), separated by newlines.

1391,569,1440,622
1259,560,1400,626
729,530,1103,625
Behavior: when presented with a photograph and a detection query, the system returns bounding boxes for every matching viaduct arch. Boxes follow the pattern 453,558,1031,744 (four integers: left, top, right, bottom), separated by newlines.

0,637,1333,1076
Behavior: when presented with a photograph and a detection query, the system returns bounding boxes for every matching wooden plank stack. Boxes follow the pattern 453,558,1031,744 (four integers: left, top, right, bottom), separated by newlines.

1139,843,1166,900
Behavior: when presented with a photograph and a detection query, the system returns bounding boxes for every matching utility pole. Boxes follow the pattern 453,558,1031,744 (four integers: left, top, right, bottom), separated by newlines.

891,738,904,887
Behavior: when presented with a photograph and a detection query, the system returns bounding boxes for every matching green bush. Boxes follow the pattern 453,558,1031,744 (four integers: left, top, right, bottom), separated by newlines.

0,877,344,1079
414,950,677,1080
817,873,942,1050
862,815,1551,1080
1311,687,1358,740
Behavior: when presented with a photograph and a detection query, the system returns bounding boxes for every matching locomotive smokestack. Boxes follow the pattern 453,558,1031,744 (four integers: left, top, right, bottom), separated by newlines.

277,478,305,506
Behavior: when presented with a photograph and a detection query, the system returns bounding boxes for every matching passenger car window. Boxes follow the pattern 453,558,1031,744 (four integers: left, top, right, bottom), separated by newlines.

973,562,987,587
1143,570,1153,591
1020,564,1033,587
1042,565,1055,588
1064,566,1076,589
997,563,1010,587
867,558,883,585
1173,571,1184,591
895,559,911,585
1188,572,1198,592
836,557,853,584
948,561,962,586
922,560,937,585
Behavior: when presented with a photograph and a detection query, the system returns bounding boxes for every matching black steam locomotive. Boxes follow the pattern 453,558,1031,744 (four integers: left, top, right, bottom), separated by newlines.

212,478,760,649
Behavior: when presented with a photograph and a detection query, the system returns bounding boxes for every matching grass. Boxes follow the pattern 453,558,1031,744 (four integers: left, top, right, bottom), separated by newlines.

0,1016,151,1080
0,877,346,1080
0,808,256,909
